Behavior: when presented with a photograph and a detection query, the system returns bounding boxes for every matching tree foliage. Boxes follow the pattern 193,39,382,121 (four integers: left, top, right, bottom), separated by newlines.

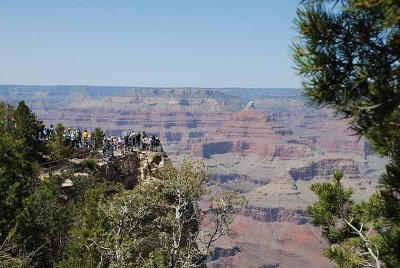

61,159,244,268
12,179,73,268
91,127,105,149
47,123,72,160
0,102,39,243
14,101,43,161
308,171,381,267
294,0,400,266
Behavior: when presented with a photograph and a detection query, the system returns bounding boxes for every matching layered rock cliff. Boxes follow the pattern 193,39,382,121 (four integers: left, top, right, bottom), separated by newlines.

243,206,310,225
289,158,362,181
190,105,312,159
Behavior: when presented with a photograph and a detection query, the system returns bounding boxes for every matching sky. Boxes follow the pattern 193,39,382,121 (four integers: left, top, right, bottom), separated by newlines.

0,0,301,88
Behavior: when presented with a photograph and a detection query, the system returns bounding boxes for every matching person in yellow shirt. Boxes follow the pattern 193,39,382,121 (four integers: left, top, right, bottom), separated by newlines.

83,129,89,147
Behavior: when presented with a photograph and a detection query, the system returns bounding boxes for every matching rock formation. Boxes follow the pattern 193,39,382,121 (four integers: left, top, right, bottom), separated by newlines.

96,150,170,189
190,105,311,159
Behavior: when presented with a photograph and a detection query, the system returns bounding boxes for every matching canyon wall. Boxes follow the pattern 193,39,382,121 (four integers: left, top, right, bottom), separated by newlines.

0,85,385,268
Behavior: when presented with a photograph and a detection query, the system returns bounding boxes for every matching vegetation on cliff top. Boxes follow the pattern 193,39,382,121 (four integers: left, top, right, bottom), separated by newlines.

0,101,244,267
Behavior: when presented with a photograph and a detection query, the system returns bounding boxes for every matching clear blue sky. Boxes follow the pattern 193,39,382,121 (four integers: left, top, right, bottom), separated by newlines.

0,0,301,88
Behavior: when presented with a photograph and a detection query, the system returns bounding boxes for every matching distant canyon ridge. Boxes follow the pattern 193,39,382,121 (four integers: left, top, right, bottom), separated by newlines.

0,85,386,267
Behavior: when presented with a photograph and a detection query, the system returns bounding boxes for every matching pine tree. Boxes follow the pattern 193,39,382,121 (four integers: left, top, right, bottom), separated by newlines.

14,101,42,161
0,102,38,243
13,179,72,268
47,123,72,160
294,0,400,266
91,127,105,150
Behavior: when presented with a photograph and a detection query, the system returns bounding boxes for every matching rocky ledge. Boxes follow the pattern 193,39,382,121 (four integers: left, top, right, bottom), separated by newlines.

96,150,171,189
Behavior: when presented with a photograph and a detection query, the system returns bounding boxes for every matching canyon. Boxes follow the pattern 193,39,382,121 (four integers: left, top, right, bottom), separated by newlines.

0,85,386,267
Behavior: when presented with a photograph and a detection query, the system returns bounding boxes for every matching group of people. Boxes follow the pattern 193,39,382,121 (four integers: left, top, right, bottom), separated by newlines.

102,131,162,157
38,121,55,141
64,128,92,148
37,121,163,157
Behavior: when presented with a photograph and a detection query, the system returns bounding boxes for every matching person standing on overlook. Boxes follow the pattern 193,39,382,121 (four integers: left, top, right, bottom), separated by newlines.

83,129,89,147
38,121,45,140
76,128,82,148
